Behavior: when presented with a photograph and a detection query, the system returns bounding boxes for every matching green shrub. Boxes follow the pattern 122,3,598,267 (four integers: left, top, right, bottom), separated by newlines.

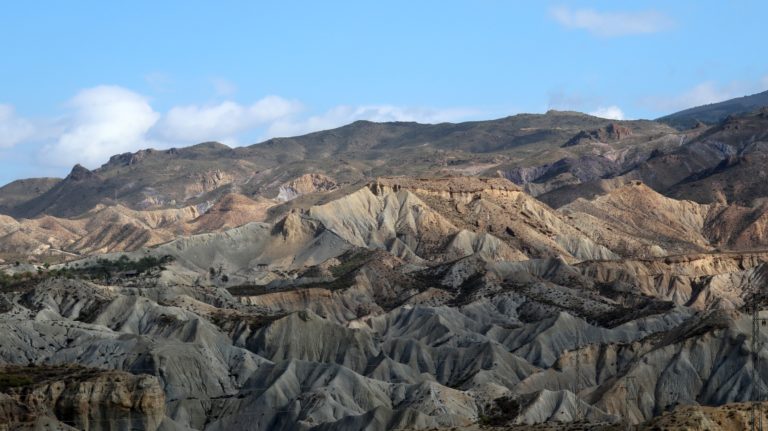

0,373,34,391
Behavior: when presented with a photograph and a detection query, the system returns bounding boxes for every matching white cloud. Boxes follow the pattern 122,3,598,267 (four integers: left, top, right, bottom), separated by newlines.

550,6,673,37
41,86,160,168
644,77,768,113
154,96,303,143
0,105,35,148
589,106,625,120
266,105,479,138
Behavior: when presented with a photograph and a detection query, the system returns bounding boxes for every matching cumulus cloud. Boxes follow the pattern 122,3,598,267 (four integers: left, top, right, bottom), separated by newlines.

41,86,160,168
0,105,35,148
266,104,479,138
550,6,673,37
154,96,303,144
644,77,768,113
589,106,625,120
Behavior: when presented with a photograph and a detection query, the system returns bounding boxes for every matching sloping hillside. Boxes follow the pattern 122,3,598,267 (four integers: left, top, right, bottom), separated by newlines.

0,112,679,218
658,89,768,129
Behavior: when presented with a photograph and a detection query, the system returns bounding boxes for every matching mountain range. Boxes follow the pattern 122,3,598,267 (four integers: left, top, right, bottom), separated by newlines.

2,91,768,430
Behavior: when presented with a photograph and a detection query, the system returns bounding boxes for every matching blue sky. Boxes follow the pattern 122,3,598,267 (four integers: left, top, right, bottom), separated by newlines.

0,1,766,185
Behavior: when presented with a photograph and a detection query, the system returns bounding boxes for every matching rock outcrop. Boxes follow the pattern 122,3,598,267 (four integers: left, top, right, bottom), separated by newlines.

562,122,633,147
0,366,164,431
276,173,338,202
0,193,276,261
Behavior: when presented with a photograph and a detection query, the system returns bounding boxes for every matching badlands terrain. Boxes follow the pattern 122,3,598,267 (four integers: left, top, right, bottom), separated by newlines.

3,93,768,430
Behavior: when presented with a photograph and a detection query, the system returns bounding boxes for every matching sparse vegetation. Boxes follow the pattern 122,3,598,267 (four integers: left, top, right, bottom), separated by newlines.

0,255,174,290
0,365,127,393
329,249,375,278
0,373,34,391
479,396,521,427
78,254,175,280
209,311,284,331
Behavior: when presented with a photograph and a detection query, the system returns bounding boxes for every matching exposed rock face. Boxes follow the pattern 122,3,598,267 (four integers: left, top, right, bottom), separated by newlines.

276,173,338,202
182,169,234,201
638,402,768,430
562,181,768,256
65,164,98,182
0,193,276,260
187,193,274,232
368,177,616,262
308,181,521,263
0,366,164,431
491,111,768,208
562,182,713,257
562,122,633,147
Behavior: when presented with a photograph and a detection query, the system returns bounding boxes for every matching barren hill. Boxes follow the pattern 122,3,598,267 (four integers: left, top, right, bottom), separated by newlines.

659,88,768,129
520,109,768,209
0,192,275,262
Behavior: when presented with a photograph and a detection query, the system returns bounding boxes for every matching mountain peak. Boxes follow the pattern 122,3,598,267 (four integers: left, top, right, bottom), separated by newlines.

545,109,589,117
187,141,231,151
66,164,97,181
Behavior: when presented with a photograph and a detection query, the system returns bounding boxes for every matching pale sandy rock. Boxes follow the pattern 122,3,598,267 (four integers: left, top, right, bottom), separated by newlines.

276,173,337,202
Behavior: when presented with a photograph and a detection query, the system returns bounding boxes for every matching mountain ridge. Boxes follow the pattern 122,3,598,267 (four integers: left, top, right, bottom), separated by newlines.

658,88,768,129
0,111,680,219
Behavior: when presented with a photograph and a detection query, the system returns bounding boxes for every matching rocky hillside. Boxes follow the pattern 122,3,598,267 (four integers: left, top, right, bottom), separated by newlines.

3,176,768,430
0,192,275,263
518,108,768,209
0,178,60,215
0,365,164,430
658,88,768,129
4,100,768,220
0,111,679,219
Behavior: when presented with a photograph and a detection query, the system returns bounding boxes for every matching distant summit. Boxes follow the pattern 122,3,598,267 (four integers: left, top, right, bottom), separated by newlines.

66,164,97,181
658,89,768,129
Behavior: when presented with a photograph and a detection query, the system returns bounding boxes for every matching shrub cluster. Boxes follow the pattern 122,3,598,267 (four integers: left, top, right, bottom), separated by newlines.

75,255,174,280
0,255,174,289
